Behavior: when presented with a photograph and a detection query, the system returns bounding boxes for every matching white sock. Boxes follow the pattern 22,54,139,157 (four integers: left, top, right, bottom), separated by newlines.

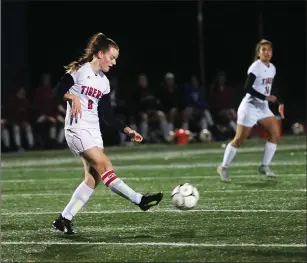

229,121,237,132
25,123,34,147
262,141,277,166
204,110,214,126
182,121,189,130
57,128,65,143
37,115,46,123
200,117,208,129
139,121,148,140
119,132,127,145
222,143,238,168
13,124,21,148
101,170,142,204
62,181,94,220
160,119,169,138
2,128,10,148
49,125,56,139
168,122,174,133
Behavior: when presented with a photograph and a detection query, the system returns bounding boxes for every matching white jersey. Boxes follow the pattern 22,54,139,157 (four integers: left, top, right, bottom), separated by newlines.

65,63,110,130
243,59,276,104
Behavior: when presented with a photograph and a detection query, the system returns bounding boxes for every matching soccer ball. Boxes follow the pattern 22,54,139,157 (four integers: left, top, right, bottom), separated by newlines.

171,183,199,210
291,122,304,135
164,131,176,143
199,129,212,142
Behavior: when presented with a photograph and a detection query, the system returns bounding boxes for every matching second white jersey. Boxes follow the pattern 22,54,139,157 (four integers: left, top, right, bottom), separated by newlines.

243,59,276,104
65,63,110,130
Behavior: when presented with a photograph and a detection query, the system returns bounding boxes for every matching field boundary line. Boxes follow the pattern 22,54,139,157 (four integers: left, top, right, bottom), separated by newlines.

2,209,306,216
2,188,306,198
2,161,306,171
1,144,305,168
1,241,306,248
2,173,306,183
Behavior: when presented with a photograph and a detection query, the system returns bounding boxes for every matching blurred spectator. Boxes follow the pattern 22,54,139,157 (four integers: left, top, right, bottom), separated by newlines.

33,72,63,148
182,75,215,132
157,72,184,135
210,71,237,137
134,74,167,142
1,106,11,151
108,77,137,146
7,85,34,151
56,102,66,147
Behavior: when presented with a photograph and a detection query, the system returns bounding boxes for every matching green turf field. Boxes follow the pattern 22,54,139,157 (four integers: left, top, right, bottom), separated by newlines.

1,136,306,262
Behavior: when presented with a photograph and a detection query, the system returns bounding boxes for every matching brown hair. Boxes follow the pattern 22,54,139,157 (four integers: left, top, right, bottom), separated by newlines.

65,32,119,72
254,39,273,61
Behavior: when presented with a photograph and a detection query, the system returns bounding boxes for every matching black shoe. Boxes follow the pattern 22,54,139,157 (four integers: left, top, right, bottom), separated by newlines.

138,192,163,211
52,214,74,234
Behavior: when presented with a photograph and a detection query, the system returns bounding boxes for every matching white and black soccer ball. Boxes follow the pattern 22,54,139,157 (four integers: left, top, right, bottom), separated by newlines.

171,183,199,210
291,122,304,135
199,129,212,142
164,131,176,143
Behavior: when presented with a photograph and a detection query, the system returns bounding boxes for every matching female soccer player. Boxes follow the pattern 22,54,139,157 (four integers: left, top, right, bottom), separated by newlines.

218,39,284,182
52,32,163,234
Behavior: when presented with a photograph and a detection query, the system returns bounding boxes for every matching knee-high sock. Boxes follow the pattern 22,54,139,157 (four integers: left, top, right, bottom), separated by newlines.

62,181,94,220
101,170,142,204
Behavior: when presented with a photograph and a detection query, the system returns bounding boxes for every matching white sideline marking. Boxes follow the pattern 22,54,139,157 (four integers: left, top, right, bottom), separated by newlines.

1,241,306,247
1,188,306,198
2,209,306,216
2,173,306,183
2,161,306,173
1,144,305,168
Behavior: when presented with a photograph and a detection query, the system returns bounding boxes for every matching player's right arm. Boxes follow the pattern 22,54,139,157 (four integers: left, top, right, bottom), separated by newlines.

53,73,82,119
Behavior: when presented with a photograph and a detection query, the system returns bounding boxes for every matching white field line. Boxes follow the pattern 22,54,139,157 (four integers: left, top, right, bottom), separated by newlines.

2,160,306,173
2,209,306,216
1,241,306,247
2,173,306,183
1,188,306,198
1,145,305,168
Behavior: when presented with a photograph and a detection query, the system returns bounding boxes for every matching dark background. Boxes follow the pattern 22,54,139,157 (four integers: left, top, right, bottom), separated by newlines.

2,0,306,122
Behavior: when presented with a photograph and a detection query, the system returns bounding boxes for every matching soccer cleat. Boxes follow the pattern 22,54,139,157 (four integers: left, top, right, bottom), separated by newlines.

138,192,163,211
52,214,74,235
217,165,231,182
258,164,276,177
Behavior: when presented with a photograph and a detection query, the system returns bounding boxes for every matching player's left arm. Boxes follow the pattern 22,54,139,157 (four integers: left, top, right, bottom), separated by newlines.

99,94,143,143
53,74,74,101
271,79,285,119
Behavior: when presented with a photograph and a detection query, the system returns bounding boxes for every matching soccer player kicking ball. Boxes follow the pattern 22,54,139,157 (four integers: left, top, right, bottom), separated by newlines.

218,39,284,182
52,32,163,234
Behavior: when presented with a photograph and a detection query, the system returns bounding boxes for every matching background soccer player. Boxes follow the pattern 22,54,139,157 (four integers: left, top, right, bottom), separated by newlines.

218,39,284,182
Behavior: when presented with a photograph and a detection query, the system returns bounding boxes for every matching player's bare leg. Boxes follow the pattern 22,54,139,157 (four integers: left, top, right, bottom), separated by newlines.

218,124,253,182
257,116,280,177
82,147,162,210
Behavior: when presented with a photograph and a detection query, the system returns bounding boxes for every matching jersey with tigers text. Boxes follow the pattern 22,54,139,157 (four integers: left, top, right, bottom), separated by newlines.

65,63,110,129
244,59,276,103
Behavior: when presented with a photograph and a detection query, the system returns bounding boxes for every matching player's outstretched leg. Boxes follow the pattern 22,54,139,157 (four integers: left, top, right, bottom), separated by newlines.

218,124,253,182
83,147,163,210
258,116,280,177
